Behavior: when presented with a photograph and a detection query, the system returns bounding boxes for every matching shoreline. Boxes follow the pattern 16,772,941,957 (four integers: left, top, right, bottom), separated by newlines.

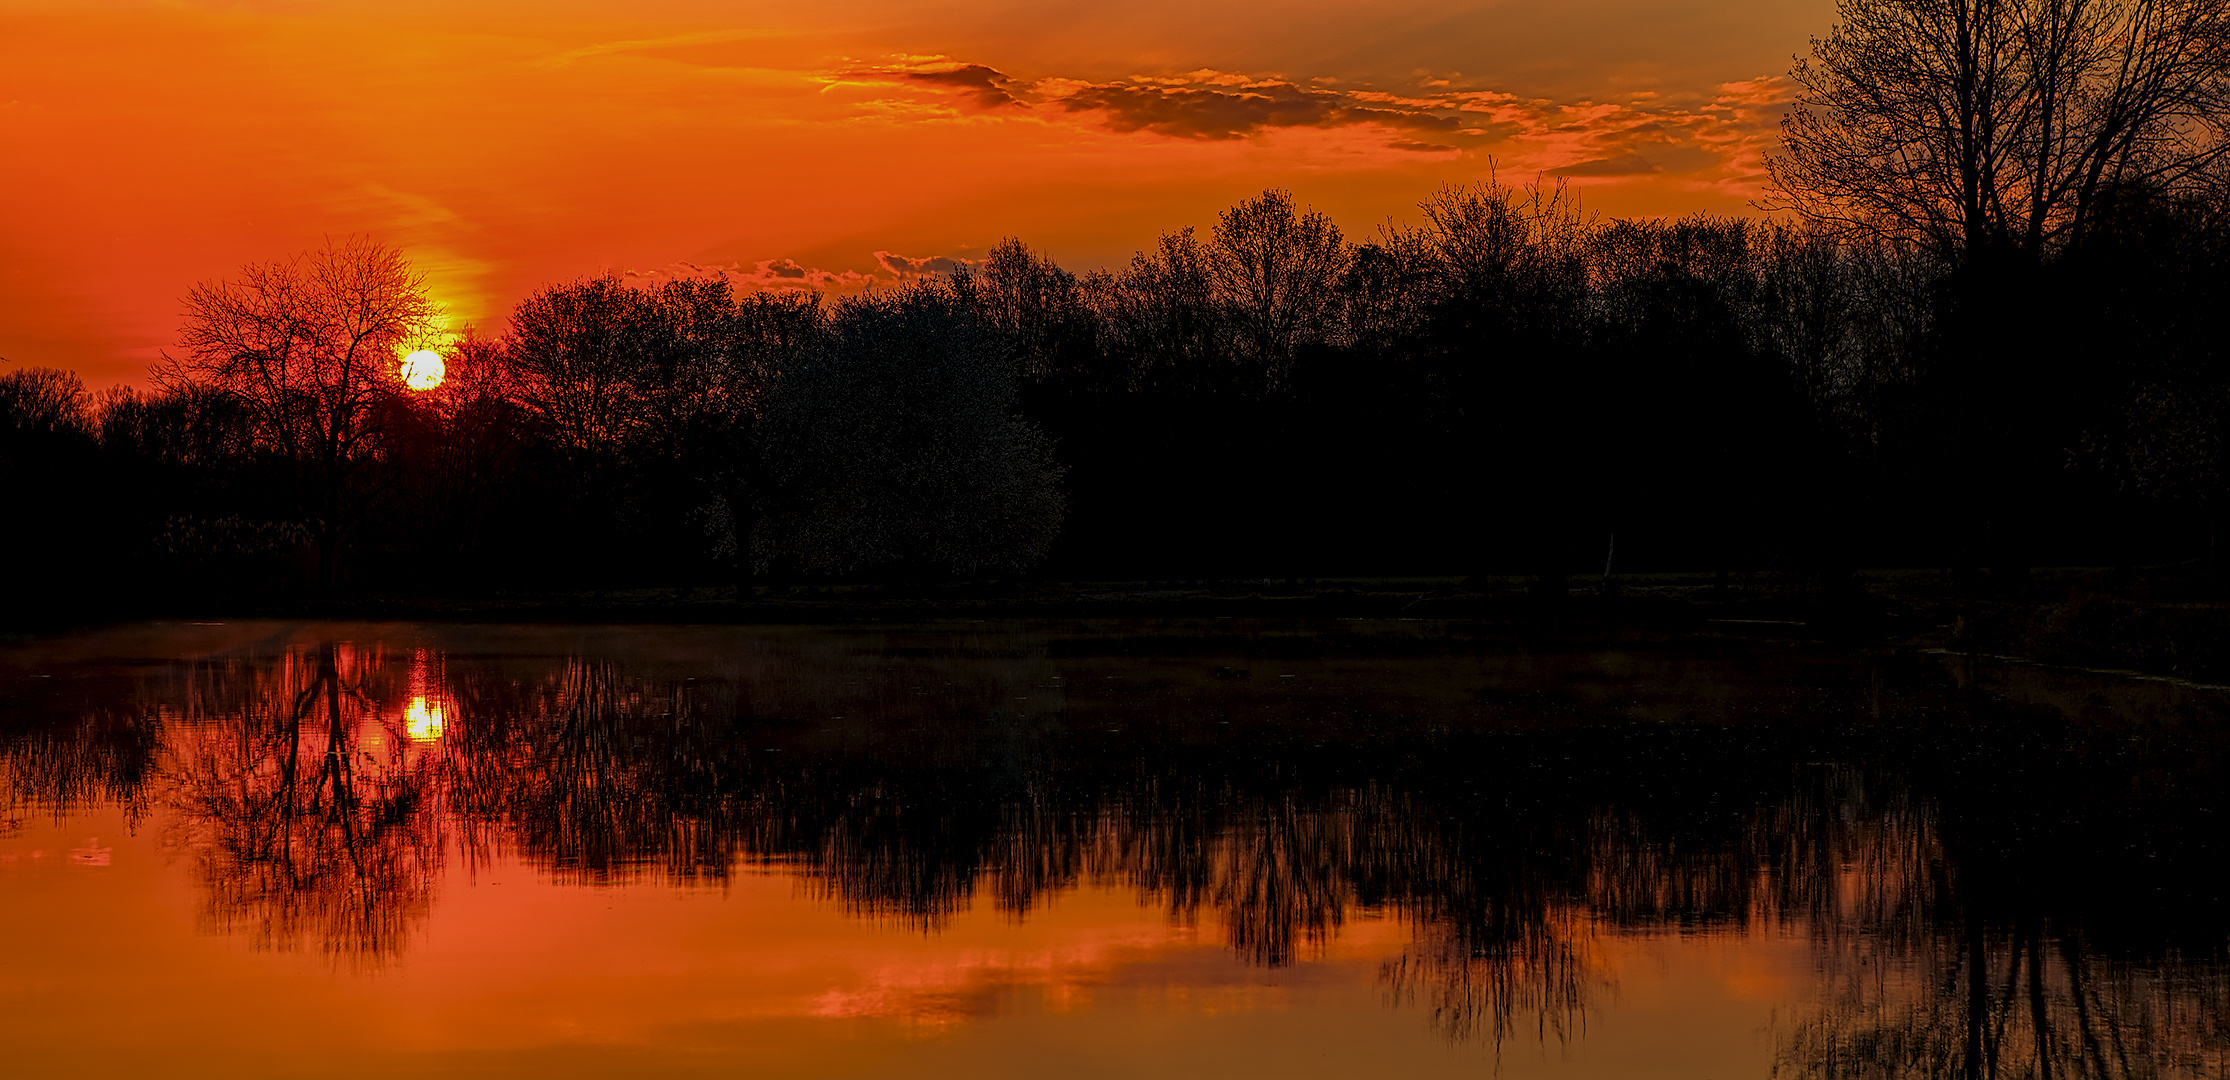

12,565,2228,684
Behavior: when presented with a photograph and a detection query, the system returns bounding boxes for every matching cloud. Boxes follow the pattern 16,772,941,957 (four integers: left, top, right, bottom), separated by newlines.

873,251,978,276
807,57,1795,192
548,41,1793,192
1048,73,1471,142
1054,81,1342,139
627,259,871,292
1552,152,1660,177
829,57,1024,110
889,65,1021,109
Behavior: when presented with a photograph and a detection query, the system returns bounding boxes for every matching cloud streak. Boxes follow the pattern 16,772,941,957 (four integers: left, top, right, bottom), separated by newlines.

548,29,787,66
821,57,1792,190
827,57,1028,110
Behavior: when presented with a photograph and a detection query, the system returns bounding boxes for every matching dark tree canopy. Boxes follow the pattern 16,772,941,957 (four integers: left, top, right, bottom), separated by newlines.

757,285,1065,578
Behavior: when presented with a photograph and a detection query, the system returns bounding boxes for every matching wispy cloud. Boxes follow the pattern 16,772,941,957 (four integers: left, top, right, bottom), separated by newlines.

830,58,1025,110
545,29,786,66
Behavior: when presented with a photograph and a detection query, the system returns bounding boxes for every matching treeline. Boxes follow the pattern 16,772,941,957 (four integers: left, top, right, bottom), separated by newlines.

980,181,2230,582
4,179,2229,605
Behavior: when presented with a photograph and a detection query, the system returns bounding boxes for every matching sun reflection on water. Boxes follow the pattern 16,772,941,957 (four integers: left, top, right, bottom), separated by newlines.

404,648,446,741
405,695,446,741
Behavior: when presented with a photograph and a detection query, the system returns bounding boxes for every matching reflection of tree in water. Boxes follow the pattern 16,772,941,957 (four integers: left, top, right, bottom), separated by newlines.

0,672,162,826
1781,927,2230,1080
3,633,2227,1061
1381,908,1592,1047
1768,744,2230,1080
0,708,160,828
157,643,444,967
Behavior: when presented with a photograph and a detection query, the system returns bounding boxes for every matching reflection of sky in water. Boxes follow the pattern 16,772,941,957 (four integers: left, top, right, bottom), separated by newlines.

0,621,2224,1079
0,810,1814,1079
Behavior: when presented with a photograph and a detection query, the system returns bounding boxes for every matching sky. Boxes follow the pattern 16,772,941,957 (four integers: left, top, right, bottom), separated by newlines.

0,0,1835,389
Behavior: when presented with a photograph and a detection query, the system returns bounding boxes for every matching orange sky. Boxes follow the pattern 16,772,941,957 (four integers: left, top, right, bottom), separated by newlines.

0,0,1833,389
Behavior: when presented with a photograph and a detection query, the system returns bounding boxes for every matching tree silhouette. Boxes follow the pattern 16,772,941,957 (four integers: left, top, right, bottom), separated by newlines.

160,236,440,589
158,643,444,966
756,284,1064,578
1768,0,2230,264
500,275,796,588
1208,190,1348,392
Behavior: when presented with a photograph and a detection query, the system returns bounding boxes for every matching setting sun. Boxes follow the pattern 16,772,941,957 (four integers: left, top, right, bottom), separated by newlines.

399,350,445,391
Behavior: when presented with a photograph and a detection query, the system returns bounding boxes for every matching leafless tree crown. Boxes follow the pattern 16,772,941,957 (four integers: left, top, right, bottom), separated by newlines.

1767,0,2230,260
160,236,438,585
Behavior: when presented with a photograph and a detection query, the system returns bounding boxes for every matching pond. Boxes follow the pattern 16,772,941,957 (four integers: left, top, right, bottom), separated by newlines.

1,620,2225,1078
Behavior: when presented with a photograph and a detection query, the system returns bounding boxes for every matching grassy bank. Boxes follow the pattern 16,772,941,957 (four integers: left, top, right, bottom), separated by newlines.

12,564,2228,682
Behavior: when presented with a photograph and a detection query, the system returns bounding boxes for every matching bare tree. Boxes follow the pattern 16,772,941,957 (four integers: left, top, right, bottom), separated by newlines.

161,237,439,588
503,275,794,589
1210,190,1349,390
1768,0,2230,262
0,365,92,443
1098,227,1221,393
502,274,643,464
967,238,1096,380
1408,176,1591,310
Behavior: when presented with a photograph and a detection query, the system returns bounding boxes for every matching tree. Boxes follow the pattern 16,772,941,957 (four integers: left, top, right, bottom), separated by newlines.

1386,178,1595,586
161,236,440,589
376,333,530,578
756,284,1064,578
1768,0,2230,264
964,238,1100,383
502,275,795,587
0,366,105,606
1209,190,1348,391
503,275,643,468
707,291,819,591
1100,227,1220,394
0,365,92,446
1767,1,2230,576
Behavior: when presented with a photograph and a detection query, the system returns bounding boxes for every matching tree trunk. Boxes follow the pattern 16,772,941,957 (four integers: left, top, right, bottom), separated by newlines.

316,521,340,595
728,486,758,601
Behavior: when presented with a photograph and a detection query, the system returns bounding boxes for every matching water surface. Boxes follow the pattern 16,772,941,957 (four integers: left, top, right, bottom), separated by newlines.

2,620,2225,1078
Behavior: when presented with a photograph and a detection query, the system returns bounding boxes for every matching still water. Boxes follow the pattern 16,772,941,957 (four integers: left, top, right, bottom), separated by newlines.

1,620,2225,1078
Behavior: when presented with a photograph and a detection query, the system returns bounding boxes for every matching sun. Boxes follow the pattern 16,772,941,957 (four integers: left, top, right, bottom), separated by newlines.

399,349,445,391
